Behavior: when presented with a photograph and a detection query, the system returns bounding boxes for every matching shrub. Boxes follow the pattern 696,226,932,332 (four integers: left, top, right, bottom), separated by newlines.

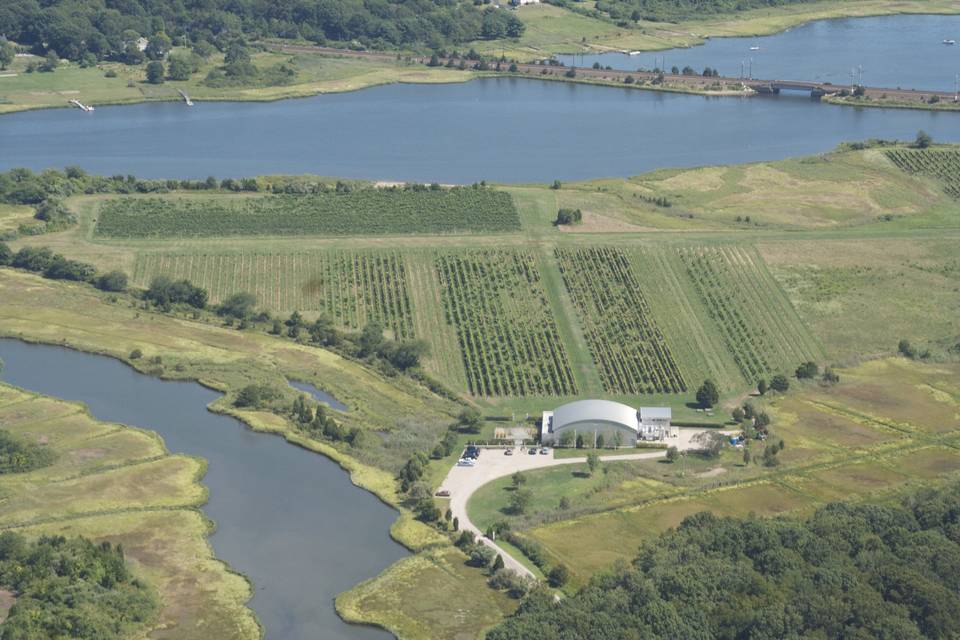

770,374,790,393
696,379,719,408
548,564,570,587
795,361,818,379
554,208,582,225
96,270,128,292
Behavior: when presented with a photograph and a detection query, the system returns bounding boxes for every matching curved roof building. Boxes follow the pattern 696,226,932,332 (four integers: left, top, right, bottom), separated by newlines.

541,400,670,446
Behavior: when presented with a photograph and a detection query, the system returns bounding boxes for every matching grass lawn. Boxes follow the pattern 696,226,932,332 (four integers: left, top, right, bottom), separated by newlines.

0,384,259,640
336,547,518,640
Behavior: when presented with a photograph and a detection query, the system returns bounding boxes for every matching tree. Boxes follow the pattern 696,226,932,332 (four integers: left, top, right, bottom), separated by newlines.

509,63,518,72
145,33,172,60
0,241,13,266
692,431,726,459
696,379,720,408
95,270,128,292
508,488,533,514
511,471,526,487
915,130,933,149
0,40,14,70
146,61,165,84
586,452,600,475
468,545,496,568
40,50,60,72
492,554,505,572
898,339,916,359
458,407,482,434
358,321,385,356
167,54,193,80
732,407,745,422
427,53,441,67
596,433,605,449
452,516,459,531
216,292,257,319
558,431,574,447
575,433,585,449
757,379,768,396
666,446,679,463
821,367,840,385
742,447,751,465
770,375,790,393
550,180,562,190
795,361,818,379
755,411,771,429
548,564,570,587
555,208,582,225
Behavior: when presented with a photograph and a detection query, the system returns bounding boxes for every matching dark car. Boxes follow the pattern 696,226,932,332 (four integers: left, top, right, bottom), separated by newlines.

528,447,537,455
464,446,481,459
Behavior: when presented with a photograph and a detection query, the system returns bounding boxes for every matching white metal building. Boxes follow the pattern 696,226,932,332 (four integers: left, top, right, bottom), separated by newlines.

541,400,671,446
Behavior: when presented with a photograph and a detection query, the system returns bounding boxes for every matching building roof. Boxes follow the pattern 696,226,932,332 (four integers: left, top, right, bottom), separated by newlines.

640,407,672,420
552,399,639,433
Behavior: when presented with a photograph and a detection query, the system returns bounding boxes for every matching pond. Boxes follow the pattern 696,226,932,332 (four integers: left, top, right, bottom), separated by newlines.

0,76,956,184
0,339,404,640
557,14,960,92
290,380,350,412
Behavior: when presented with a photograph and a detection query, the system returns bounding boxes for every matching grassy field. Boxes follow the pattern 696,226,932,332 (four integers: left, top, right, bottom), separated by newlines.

0,383,260,639
0,48,472,114
523,357,960,583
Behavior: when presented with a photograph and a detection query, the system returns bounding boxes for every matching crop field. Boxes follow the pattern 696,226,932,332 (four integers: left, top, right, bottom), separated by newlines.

134,251,415,338
435,250,577,397
555,247,686,395
678,245,821,384
95,188,520,238
886,148,960,199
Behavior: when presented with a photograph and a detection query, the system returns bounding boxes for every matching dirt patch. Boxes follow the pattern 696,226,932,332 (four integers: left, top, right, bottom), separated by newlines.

697,467,727,478
70,448,107,463
0,589,16,624
37,435,49,445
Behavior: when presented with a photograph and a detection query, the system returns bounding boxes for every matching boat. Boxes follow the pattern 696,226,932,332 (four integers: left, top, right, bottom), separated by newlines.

944,39,957,45
68,99,94,112
749,45,761,51
628,51,642,56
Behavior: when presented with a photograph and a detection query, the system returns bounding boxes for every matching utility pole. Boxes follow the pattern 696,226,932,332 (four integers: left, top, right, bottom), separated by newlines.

858,64,863,87
955,72,959,102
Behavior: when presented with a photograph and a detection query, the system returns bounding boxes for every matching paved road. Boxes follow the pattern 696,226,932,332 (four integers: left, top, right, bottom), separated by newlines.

440,448,667,579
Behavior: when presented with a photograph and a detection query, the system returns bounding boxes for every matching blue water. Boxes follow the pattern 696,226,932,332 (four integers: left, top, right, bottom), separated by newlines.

291,380,349,412
0,339,402,640
0,77,957,183
558,14,960,92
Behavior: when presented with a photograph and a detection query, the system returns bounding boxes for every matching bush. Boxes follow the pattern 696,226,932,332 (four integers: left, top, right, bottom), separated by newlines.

770,374,790,393
234,384,278,409
554,208,582,225
96,270,129,292
146,60,165,84
0,241,11,265
915,130,933,149
467,544,496,568
0,429,55,473
548,564,570,587
129,348,143,359
216,292,257,319
795,361,818,379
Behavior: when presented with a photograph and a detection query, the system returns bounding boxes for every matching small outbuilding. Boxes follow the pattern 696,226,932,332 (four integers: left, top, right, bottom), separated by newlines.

541,400,670,447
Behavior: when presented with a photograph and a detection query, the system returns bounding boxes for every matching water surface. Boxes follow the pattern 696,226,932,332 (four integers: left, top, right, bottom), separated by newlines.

0,78,957,183
558,14,960,91
291,380,349,412
0,339,403,640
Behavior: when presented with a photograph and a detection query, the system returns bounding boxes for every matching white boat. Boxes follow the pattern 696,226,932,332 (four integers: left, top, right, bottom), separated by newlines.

628,51,642,56
749,45,761,51
944,39,957,45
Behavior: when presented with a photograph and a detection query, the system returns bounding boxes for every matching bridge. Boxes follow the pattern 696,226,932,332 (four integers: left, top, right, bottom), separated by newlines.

268,42,959,106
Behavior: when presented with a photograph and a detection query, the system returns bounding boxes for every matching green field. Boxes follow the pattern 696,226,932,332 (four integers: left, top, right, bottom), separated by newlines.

134,250,415,338
96,188,520,238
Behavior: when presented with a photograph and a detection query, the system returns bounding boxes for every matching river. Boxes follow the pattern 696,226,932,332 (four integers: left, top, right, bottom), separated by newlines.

0,339,404,640
0,76,957,183
557,14,960,92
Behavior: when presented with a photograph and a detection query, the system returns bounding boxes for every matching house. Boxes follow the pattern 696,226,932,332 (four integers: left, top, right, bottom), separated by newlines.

541,400,671,447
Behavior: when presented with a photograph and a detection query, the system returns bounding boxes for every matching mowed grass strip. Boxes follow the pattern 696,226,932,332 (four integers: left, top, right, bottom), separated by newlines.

555,246,686,395
435,249,578,398
134,250,415,338
95,187,520,238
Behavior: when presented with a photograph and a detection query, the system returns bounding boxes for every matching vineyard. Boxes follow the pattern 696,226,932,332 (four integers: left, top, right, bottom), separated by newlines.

435,250,578,397
134,251,415,338
678,246,820,384
885,148,960,199
556,247,686,395
96,188,521,238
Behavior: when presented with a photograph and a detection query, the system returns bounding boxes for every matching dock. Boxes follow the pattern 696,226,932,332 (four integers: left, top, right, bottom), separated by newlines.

178,89,194,106
68,99,94,112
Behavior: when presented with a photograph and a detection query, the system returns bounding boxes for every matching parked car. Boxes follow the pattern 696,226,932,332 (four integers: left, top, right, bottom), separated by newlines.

539,447,550,455
457,458,476,467
435,489,451,497
464,446,481,459
528,448,537,455
504,449,514,456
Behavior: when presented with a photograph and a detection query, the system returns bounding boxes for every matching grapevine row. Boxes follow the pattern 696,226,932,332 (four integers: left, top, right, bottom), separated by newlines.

556,247,686,395
886,149,960,199
435,250,577,397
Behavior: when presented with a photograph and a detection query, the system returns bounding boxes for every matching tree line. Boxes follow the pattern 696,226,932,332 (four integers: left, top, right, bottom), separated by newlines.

489,481,960,639
0,532,158,639
0,0,524,65
551,0,816,26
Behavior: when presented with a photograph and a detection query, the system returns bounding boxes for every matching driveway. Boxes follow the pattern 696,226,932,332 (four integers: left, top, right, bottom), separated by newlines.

440,447,667,579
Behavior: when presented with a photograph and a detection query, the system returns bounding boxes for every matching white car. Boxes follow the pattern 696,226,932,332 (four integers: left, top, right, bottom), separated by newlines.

457,458,476,467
